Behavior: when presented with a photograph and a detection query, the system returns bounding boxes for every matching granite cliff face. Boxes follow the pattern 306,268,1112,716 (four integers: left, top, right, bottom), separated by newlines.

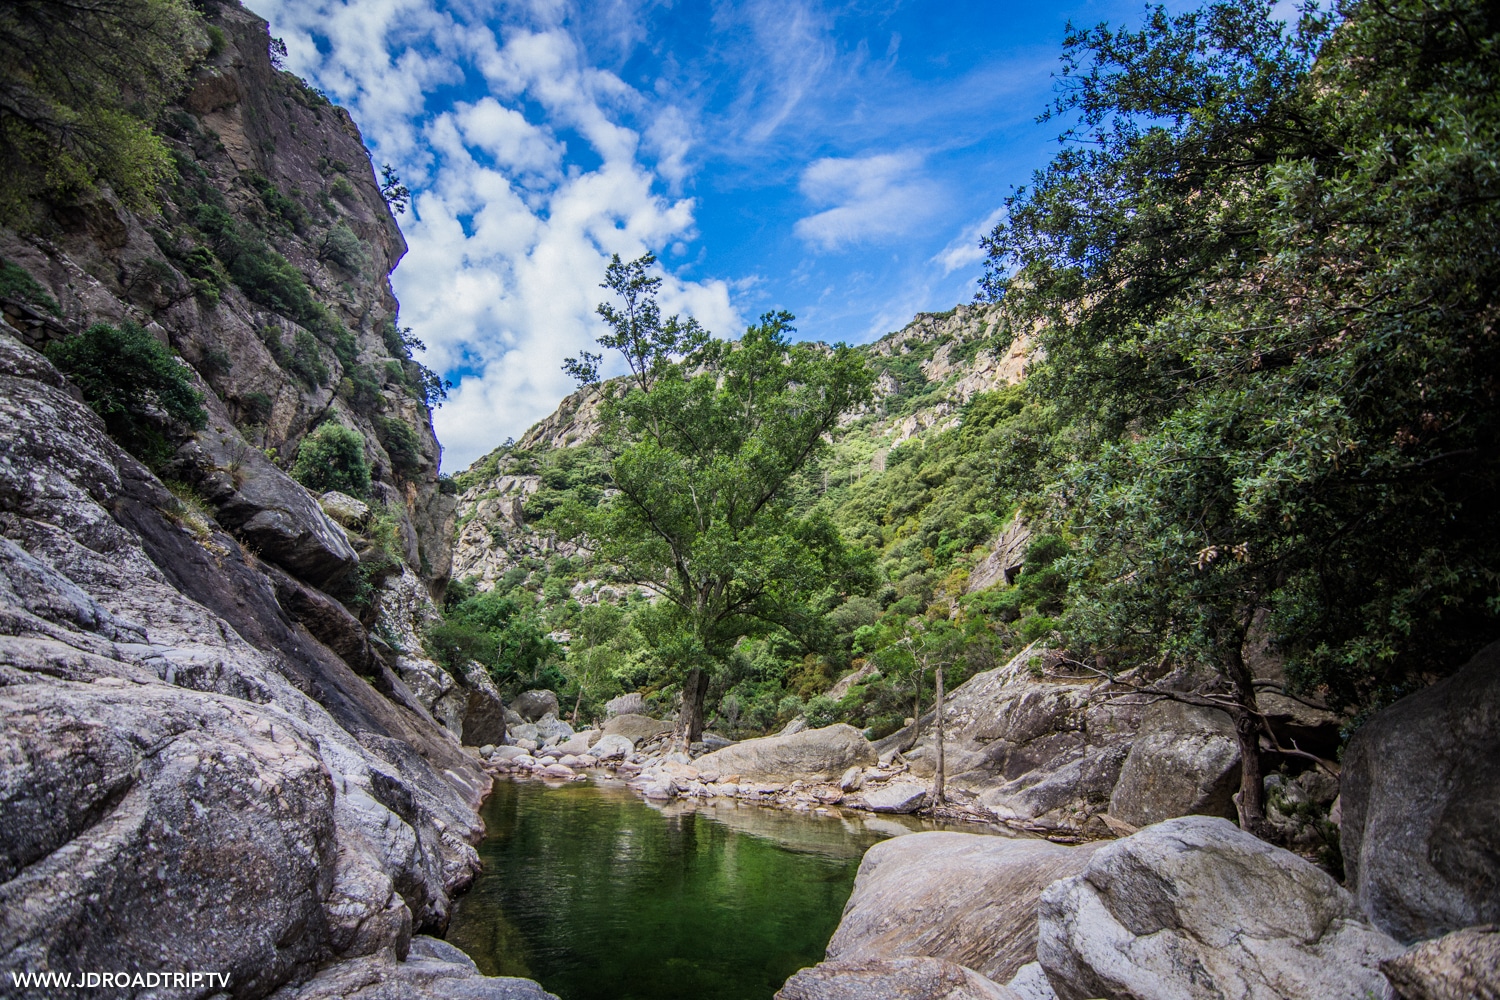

0,4,544,996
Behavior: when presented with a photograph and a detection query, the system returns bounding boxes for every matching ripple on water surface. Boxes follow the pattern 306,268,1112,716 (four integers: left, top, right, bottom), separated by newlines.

446,777,977,1000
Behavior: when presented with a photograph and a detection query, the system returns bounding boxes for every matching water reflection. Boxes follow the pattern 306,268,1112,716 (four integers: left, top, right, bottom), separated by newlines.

446,777,1003,1000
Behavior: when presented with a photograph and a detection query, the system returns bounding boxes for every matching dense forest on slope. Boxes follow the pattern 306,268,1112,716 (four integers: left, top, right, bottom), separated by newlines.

444,0,1498,831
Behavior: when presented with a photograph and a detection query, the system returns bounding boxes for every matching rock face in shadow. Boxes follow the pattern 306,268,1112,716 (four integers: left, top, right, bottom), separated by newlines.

694,723,877,783
1037,816,1402,1000
1341,639,1500,943
0,330,529,996
1107,700,1240,828
777,957,1021,1000
825,832,1101,984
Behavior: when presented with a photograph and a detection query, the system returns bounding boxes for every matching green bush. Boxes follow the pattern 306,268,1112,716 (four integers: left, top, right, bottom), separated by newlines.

317,222,366,272
288,329,330,387
291,422,370,497
377,416,423,477
46,321,206,463
0,258,60,314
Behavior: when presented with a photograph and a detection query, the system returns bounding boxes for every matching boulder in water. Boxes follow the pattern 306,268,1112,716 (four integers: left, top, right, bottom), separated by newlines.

861,781,928,814
827,832,1101,983
693,723,876,783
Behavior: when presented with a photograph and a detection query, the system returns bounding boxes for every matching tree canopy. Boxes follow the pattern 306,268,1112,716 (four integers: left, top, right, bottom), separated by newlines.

983,0,1500,830
0,0,202,224
555,254,875,740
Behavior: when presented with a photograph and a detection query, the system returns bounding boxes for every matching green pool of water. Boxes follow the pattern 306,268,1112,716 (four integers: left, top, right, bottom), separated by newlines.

446,777,970,1000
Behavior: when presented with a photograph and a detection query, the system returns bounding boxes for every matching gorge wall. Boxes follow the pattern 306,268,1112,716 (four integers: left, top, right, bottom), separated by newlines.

0,3,546,996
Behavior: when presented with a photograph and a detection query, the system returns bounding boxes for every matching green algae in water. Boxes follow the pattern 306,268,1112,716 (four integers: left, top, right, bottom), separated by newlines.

447,778,932,1000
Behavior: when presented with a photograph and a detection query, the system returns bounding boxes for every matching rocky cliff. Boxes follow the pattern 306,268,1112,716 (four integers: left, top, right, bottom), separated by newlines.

0,3,544,996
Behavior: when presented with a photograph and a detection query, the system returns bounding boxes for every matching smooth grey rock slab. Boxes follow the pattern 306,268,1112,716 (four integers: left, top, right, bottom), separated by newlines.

828,832,1100,983
1037,816,1402,1000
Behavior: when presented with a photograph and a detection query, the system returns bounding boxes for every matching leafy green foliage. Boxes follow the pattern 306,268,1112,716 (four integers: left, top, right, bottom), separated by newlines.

245,172,309,233
984,0,1500,714
291,422,370,498
46,321,206,463
550,255,875,737
0,257,60,314
0,0,200,225
379,164,409,214
317,222,367,272
376,415,423,477
288,330,330,387
427,589,560,690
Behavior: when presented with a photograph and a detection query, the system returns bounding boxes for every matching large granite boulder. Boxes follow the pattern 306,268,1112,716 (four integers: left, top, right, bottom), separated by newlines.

512,689,560,722
460,661,508,747
1380,925,1500,1000
177,418,359,589
1341,639,1500,942
605,692,644,717
1037,816,1402,1000
694,723,876,783
827,832,1101,983
1107,700,1240,827
602,713,672,744
777,957,1020,1000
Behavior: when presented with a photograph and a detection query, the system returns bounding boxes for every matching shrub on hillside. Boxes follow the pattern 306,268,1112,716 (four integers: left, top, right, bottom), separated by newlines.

291,422,370,497
46,321,206,464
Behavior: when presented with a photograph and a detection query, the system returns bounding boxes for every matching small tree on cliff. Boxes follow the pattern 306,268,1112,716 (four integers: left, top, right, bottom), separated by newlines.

556,253,874,742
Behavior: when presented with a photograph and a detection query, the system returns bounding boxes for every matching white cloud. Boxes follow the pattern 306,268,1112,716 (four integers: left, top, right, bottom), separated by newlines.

246,0,744,471
793,152,942,250
456,98,564,180
934,206,1006,276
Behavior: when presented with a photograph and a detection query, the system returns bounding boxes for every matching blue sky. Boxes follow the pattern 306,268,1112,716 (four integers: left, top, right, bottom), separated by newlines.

245,0,1259,469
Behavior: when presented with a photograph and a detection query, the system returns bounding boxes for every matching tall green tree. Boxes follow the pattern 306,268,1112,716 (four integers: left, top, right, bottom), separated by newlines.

0,0,201,225
984,0,1500,834
556,254,875,742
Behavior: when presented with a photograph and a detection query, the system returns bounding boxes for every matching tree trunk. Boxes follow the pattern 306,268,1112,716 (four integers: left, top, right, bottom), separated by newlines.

681,667,710,744
573,690,583,727
1225,645,1269,837
932,661,946,805
900,665,924,754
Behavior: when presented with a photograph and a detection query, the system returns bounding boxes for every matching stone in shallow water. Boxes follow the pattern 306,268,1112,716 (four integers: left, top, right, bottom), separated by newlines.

268,936,560,999
591,734,632,760
862,781,927,814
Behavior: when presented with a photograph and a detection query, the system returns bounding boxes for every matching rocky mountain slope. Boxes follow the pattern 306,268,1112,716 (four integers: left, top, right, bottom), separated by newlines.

0,3,545,996
450,301,1027,593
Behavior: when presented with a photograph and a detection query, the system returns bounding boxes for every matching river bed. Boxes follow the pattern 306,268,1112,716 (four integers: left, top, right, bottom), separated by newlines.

447,776,1003,1000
